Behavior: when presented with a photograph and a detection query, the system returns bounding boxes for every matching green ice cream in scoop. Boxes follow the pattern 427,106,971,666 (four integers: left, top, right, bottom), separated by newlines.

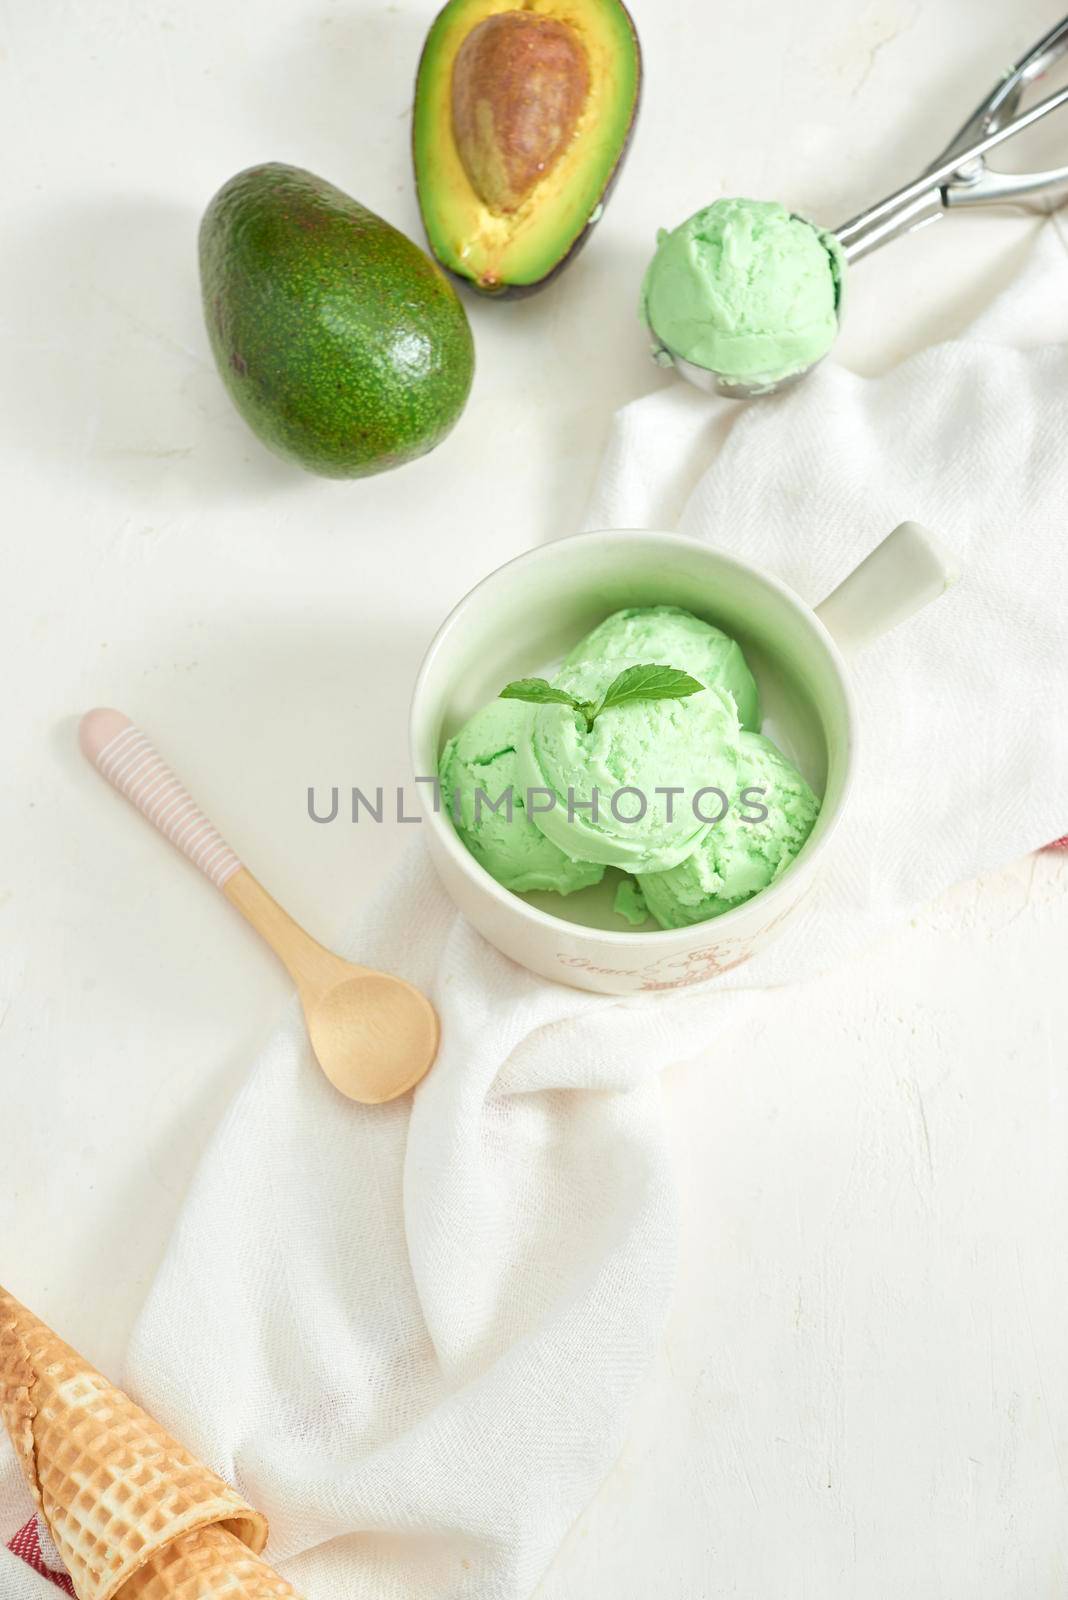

566,605,760,731
440,699,604,895
638,731,820,928
640,197,845,386
517,657,741,873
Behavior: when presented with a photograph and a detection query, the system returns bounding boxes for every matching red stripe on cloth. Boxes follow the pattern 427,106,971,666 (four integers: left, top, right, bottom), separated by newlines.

6,1518,75,1594
1045,836,1068,850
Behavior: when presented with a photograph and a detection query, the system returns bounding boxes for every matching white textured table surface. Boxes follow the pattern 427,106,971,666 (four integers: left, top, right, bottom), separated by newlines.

2,0,1067,1594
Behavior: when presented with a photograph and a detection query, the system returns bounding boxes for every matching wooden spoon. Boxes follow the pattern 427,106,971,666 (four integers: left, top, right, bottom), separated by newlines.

79,709,439,1103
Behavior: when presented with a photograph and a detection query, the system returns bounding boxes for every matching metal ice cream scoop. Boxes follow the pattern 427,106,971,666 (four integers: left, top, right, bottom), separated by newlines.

666,14,1068,400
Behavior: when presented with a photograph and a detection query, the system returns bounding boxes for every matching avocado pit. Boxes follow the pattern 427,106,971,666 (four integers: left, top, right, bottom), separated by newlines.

451,10,590,216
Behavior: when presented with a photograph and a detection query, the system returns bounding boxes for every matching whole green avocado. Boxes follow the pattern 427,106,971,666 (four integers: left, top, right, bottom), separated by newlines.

199,163,475,478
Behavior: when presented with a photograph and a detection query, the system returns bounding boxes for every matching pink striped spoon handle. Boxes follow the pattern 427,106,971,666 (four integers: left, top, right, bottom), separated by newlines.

79,708,242,890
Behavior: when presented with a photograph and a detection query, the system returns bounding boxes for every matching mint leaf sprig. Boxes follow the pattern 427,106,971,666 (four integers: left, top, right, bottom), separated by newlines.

500,663,704,732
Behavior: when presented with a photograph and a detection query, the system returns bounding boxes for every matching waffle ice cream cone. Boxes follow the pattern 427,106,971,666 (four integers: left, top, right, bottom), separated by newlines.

0,1287,269,1600
119,1525,301,1599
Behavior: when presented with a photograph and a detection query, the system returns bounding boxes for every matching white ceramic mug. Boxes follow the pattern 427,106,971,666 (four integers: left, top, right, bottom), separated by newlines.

410,524,958,995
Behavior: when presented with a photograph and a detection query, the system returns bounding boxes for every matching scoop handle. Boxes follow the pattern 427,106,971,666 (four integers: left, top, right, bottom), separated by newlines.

79,708,243,890
814,521,960,656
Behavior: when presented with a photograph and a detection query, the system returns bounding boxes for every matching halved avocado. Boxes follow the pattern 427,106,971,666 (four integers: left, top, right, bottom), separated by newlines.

413,0,641,296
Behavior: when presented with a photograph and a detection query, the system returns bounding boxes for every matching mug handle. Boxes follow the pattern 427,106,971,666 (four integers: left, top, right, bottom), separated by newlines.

814,521,961,655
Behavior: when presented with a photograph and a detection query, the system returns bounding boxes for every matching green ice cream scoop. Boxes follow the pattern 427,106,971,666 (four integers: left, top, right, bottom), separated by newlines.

638,731,820,929
566,605,760,732
640,197,845,395
440,699,605,895
639,29,1068,399
517,657,741,873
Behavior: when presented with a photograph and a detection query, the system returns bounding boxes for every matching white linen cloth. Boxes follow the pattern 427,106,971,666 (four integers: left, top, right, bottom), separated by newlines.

3,221,1068,1600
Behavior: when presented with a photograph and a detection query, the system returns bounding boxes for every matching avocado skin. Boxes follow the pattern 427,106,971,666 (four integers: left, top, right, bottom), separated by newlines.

200,164,475,478
412,0,642,297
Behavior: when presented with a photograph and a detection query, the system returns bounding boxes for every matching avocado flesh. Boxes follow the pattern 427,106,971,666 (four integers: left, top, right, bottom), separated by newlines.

413,0,641,294
200,164,475,478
